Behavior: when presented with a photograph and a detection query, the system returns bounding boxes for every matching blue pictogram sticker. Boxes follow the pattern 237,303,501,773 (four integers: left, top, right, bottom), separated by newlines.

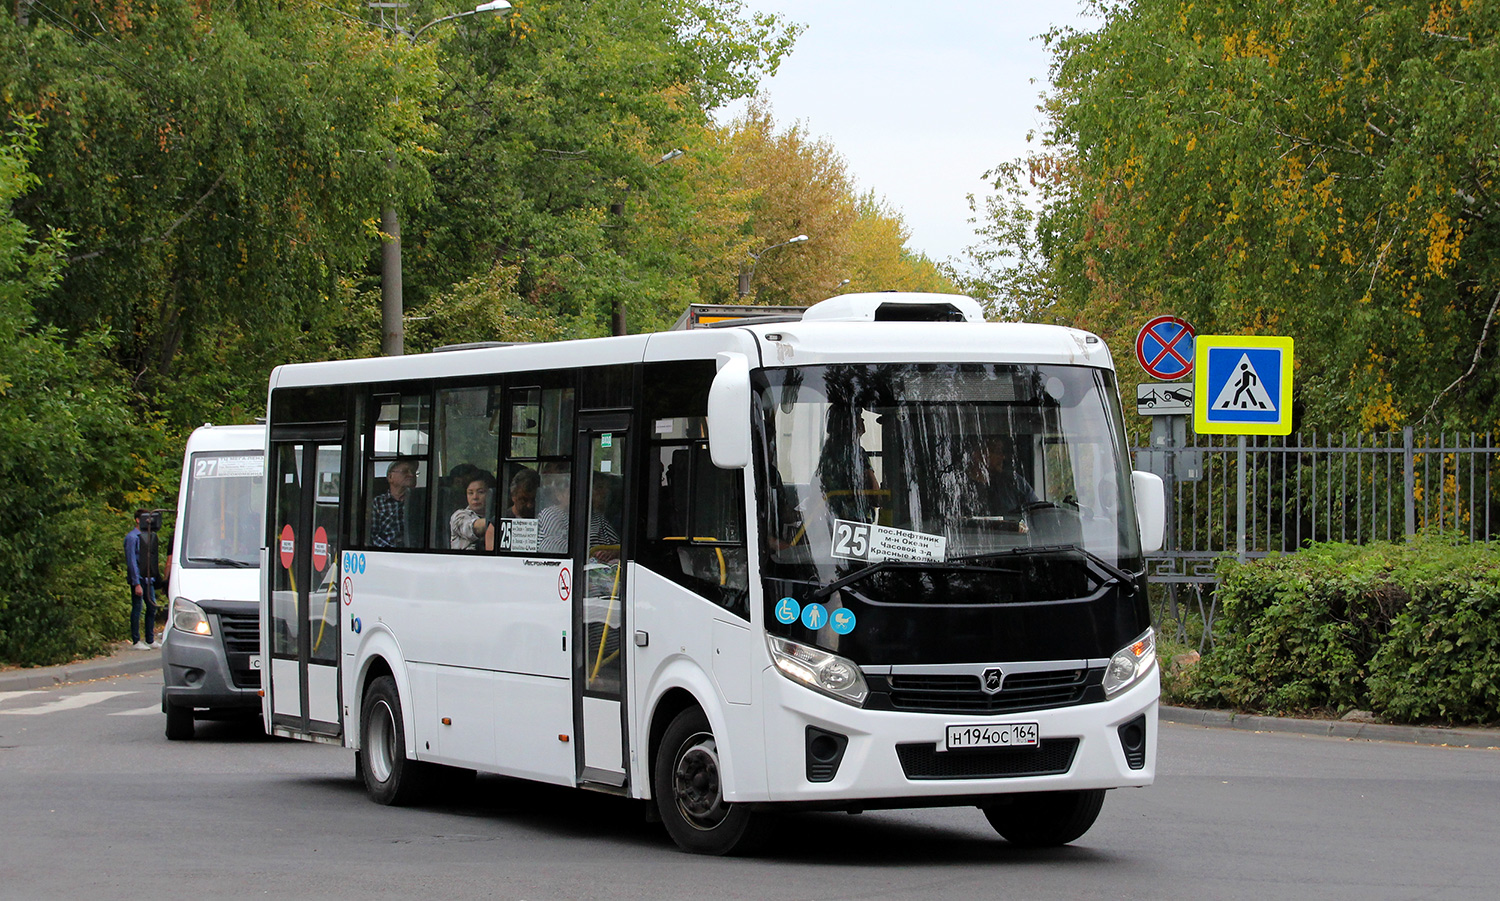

830,608,856,635
358,553,367,574
801,603,828,630
775,597,801,625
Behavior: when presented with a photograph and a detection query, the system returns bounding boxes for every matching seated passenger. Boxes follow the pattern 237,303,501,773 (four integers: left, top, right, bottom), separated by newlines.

370,458,419,548
450,471,495,550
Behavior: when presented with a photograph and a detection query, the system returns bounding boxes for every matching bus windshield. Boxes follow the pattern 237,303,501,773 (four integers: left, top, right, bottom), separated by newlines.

182,452,265,568
757,363,1141,601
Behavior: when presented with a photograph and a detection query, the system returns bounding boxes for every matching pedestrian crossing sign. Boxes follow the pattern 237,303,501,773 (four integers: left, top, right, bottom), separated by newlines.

1193,335,1294,435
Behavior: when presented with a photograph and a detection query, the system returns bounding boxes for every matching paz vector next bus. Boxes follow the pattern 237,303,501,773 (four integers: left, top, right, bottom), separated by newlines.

260,292,1165,855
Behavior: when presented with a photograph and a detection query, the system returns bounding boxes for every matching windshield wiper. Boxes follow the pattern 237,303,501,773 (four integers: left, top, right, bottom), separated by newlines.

811,558,1022,600
949,544,1139,594
187,556,257,569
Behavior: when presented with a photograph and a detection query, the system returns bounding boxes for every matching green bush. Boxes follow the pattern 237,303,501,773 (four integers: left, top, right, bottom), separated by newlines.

1366,563,1500,723
1181,534,1500,726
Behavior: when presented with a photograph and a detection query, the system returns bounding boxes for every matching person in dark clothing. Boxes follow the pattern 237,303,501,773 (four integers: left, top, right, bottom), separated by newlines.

970,435,1039,515
124,509,159,649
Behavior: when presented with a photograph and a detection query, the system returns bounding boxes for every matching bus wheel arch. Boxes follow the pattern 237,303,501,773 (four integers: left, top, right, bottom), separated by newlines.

652,703,765,855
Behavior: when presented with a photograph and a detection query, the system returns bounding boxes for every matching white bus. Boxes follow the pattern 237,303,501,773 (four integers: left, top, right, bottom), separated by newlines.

260,293,1164,854
162,423,266,739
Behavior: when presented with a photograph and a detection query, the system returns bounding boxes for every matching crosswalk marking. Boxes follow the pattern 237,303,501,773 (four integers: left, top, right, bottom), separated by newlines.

0,690,138,716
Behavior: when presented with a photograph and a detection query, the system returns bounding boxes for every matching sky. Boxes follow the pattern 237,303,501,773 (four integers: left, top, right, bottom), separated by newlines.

717,0,1095,268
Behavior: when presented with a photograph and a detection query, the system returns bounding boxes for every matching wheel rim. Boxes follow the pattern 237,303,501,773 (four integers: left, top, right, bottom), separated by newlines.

672,731,728,831
367,698,396,784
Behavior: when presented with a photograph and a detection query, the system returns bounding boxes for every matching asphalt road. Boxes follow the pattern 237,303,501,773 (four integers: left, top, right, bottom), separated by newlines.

2,669,1496,901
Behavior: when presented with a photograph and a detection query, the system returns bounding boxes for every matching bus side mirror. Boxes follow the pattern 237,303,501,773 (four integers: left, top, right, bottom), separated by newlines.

1131,471,1165,553
707,353,752,469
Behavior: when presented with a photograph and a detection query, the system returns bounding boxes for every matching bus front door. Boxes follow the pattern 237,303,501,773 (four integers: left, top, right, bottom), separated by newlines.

267,437,344,742
573,414,630,788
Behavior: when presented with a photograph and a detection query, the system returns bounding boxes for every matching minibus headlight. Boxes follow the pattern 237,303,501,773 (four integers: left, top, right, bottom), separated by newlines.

171,598,213,637
767,635,868,706
1102,628,1155,698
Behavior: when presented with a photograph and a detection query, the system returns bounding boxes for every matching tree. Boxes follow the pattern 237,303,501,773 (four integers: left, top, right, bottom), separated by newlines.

0,115,140,664
706,101,957,307
971,1,1500,431
404,0,802,336
1,0,436,428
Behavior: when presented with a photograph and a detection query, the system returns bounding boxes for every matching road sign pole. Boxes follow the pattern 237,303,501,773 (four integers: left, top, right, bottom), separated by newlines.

1236,436,1247,563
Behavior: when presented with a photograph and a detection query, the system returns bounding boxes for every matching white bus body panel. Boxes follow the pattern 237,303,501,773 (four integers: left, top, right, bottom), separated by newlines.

343,551,575,785
629,567,768,803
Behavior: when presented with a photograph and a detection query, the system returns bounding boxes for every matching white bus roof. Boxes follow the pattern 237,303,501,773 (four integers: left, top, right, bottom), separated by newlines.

269,294,1114,391
184,423,265,452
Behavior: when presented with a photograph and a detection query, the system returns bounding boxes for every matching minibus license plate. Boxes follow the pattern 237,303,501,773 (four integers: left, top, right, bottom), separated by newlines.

944,722,1038,751
248,655,262,670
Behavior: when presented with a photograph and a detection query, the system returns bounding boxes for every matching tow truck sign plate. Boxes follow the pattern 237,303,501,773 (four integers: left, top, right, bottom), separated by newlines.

1137,382,1193,415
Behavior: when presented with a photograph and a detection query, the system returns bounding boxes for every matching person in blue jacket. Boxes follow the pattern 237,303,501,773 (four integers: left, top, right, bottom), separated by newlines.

124,510,159,650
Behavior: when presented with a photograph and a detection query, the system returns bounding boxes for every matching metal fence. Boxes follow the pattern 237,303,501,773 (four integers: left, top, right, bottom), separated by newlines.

1134,428,1500,646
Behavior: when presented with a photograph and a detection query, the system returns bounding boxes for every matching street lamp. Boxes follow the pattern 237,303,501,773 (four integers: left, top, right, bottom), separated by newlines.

373,0,513,356
737,234,808,299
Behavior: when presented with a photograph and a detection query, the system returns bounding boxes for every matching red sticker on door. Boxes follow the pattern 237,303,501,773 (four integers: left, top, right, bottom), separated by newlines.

279,524,295,569
312,526,329,572
558,567,571,602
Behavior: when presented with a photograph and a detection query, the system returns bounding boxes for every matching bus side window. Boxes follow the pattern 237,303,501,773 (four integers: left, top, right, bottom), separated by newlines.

498,384,573,556
366,391,431,549
430,385,502,551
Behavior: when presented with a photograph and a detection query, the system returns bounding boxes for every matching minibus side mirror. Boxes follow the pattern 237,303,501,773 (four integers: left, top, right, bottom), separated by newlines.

707,352,752,469
1131,470,1165,553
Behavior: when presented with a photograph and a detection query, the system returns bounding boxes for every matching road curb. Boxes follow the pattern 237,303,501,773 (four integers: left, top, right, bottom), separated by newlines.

1161,704,1500,749
0,648,161,692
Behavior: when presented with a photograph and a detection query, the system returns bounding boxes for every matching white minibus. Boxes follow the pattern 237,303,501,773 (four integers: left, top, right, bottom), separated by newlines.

161,423,266,739
261,293,1164,853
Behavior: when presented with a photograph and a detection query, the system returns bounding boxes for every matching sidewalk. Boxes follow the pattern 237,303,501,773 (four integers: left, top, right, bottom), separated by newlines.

1160,705,1500,750
0,641,162,692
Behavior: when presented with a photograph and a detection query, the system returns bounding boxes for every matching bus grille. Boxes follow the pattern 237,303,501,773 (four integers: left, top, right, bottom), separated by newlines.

218,611,261,689
896,738,1079,780
881,668,1103,715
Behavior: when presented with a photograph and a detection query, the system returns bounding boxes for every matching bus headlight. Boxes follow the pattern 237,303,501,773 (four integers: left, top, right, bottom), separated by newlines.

1102,628,1155,698
767,635,868,706
171,598,213,637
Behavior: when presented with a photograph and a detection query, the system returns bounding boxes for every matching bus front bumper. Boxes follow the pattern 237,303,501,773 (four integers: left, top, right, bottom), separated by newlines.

750,666,1158,806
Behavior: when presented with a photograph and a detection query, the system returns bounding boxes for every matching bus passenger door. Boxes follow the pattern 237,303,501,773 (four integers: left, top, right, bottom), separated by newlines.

267,436,344,741
573,414,630,788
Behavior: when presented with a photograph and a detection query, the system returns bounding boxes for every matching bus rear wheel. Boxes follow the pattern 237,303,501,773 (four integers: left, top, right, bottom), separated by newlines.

981,789,1106,847
654,707,763,856
360,675,427,806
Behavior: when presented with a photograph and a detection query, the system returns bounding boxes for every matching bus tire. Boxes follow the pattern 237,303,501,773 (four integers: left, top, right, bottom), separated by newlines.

653,707,764,856
980,789,1106,847
360,675,427,806
164,703,194,741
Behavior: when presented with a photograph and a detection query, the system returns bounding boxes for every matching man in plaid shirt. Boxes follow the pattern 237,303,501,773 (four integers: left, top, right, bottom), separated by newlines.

370,458,418,548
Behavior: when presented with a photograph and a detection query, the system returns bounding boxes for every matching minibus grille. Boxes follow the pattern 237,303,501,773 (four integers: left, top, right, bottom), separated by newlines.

875,667,1104,715
218,611,261,689
896,738,1079,780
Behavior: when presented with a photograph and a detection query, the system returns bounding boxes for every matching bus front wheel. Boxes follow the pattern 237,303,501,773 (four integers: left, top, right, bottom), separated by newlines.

653,707,764,855
360,675,427,806
980,789,1106,847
